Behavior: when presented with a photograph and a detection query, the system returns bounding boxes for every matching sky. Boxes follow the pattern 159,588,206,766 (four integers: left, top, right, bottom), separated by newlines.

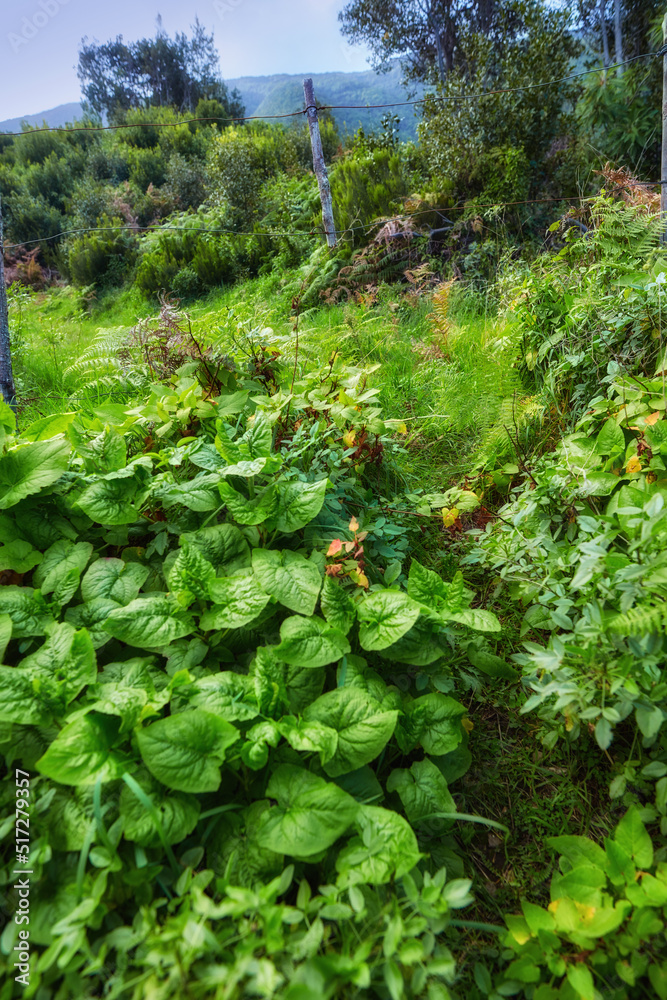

1,0,372,120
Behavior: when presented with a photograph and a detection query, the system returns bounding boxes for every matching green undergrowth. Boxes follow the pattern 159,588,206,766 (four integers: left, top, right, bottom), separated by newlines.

5,197,667,1000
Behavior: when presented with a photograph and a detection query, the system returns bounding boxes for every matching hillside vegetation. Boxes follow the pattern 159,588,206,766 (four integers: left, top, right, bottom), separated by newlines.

2,3,667,999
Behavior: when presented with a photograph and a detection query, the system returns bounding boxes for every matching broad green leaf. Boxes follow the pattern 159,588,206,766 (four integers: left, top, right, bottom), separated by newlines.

277,716,338,762
186,672,259,722
358,591,421,651
19,623,96,704
636,702,664,740
71,425,127,472
551,865,606,905
255,764,358,857
0,667,52,725
379,617,446,665
614,805,653,868
403,693,466,755
137,709,239,793
434,744,472,784
252,548,322,615
77,478,142,525
167,545,216,602
604,837,635,885
81,558,150,605
275,615,350,668
23,412,76,442
219,481,277,525
180,523,250,575
119,767,200,847
576,472,621,498
0,438,70,509
284,662,326,714
213,390,249,417
251,646,290,717
0,613,11,661
237,410,273,458
304,688,398,776
90,681,149,733
547,835,607,871
387,758,456,828
275,479,328,532
0,586,53,637
595,418,624,456
36,713,123,785
565,964,595,1000
336,805,421,886
34,540,93,597
467,643,518,680
210,801,283,885
45,787,96,851
445,608,501,632
0,539,42,574
201,573,271,630
337,654,387,703
407,559,451,606
320,576,357,634
155,474,220,512
65,597,121,649
103,595,195,648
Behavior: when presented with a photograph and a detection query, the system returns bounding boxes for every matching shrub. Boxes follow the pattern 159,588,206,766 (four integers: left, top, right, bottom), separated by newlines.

66,216,137,288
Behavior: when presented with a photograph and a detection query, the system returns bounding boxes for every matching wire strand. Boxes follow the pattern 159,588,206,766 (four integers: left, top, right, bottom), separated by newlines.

0,51,659,139
2,195,601,251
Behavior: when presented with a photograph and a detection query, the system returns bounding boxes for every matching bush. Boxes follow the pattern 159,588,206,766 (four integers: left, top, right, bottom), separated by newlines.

329,147,415,242
66,217,137,288
127,145,168,192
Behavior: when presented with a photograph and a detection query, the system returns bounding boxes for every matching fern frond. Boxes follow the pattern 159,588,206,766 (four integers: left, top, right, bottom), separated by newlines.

607,602,667,635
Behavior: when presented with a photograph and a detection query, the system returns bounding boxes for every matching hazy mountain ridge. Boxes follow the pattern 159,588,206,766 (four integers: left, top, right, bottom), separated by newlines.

0,66,421,137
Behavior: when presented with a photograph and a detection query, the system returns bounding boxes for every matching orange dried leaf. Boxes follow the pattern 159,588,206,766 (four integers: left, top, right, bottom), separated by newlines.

327,539,343,557
645,411,661,425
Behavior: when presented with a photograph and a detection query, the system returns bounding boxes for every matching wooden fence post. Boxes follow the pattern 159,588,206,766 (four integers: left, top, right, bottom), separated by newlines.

303,78,337,248
662,13,667,242
0,197,16,409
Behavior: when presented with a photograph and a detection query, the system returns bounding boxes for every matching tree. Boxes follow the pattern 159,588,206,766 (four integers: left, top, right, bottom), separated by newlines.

416,1,581,197
338,0,526,87
78,19,244,122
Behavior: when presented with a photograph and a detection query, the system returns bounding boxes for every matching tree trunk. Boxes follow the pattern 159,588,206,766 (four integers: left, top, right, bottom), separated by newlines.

433,26,447,86
600,0,610,70
613,0,623,75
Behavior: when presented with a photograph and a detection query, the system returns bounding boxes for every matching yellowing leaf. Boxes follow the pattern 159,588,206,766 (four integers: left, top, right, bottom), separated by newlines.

442,507,459,527
645,411,661,426
626,456,642,474
342,430,356,448
397,422,408,435
461,717,474,734
349,516,360,533
351,570,369,589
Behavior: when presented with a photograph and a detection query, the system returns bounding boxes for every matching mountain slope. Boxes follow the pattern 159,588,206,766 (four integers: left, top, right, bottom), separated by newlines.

0,66,422,138
0,103,83,133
